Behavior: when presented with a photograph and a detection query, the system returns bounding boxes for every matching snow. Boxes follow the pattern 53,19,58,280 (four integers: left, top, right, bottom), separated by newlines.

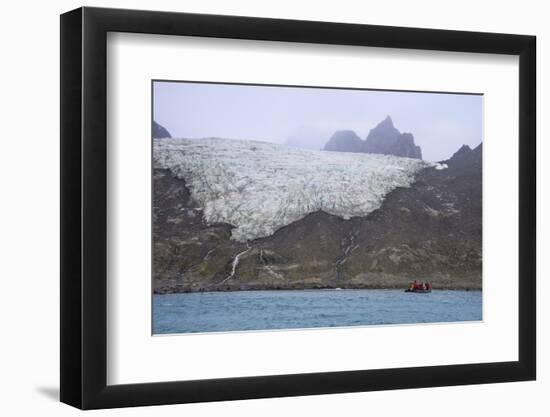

154,138,433,242
434,163,448,170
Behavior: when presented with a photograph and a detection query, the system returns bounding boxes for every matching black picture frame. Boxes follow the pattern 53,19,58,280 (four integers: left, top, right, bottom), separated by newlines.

60,6,536,410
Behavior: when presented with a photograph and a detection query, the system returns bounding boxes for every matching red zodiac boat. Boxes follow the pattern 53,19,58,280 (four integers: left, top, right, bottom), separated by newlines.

405,281,432,293
404,288,432,293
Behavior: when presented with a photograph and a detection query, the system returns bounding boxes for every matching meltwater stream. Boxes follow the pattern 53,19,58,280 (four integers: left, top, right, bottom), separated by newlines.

153,289,482,334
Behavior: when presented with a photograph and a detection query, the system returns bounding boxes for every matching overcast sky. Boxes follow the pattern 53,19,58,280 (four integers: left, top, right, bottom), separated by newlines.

153,81,483,162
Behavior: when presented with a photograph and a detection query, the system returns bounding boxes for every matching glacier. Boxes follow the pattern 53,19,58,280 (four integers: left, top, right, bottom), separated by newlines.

154,138,434,242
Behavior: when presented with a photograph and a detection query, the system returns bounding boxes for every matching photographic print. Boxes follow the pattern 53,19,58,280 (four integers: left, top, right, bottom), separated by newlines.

152,81,483,334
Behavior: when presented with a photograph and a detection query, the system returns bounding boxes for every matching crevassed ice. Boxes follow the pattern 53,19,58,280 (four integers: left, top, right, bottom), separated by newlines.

154,138,432,242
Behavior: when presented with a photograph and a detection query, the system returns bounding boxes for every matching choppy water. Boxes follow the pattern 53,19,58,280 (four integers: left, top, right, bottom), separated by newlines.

153,289,482,334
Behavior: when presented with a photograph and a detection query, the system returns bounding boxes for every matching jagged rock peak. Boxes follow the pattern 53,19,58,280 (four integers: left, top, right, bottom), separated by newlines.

323,116,422,159
447,142,482,169
365,116,422,159
452,144,473,157
153,121,172,139
474,143,482,152
379,115,395,128
368,116,400,138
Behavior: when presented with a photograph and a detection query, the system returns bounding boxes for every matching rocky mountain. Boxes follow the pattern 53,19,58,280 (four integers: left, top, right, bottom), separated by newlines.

323,130,365,153
448,143,482,169
364,116,422,159
153,121,172,138
323,116,422,159
153,138,481,293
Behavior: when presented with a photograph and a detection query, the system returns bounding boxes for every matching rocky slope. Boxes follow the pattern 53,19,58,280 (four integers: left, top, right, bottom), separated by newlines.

153,121,172,139
153,138,481,293
323,116,422,159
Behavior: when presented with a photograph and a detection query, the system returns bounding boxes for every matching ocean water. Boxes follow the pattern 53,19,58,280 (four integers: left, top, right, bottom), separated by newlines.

153,289,482,335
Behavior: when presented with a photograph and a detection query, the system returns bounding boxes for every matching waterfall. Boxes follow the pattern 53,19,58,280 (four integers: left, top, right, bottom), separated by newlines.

220,246,251,284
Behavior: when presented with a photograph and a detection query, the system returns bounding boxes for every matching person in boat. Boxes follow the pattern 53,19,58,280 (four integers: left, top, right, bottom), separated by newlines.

426,282,432,291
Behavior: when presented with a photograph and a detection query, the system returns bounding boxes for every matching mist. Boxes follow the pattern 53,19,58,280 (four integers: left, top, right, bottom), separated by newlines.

153,81,483,162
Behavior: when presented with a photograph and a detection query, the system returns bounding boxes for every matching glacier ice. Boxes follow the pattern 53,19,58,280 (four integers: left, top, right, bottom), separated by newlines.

154,138,433,242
